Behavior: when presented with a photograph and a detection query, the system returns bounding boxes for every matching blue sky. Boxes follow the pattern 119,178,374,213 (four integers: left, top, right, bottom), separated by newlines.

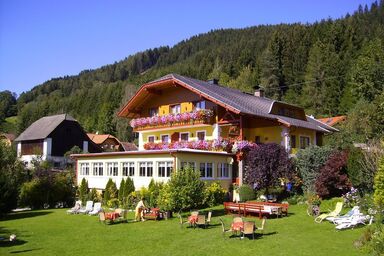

0,0,377,95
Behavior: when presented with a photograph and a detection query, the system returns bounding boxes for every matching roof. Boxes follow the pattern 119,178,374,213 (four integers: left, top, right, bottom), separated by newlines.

87,133,120,145
119,73,335,133
317,116,346,127
15,114,77,142
120,142,138,151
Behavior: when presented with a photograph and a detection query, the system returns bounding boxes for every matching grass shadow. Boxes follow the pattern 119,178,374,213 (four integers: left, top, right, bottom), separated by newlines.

1,211,53,221
10,248,42,254
0,239,27,248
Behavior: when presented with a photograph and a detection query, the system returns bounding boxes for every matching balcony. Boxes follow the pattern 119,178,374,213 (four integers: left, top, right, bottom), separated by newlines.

130,109,214,131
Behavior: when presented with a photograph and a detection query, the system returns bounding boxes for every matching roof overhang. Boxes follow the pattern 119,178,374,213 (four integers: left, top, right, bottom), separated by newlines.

117,76,241,118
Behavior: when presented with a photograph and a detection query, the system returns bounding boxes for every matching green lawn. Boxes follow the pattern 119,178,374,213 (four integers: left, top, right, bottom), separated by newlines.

0,204,366,256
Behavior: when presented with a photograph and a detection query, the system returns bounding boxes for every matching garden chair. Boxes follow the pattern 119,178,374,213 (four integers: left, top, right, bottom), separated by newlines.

206,211,212,227
242,221,255,240
326,206,360,223
256,217,267,234
178,213,187,228
79,201,93,214
196,215,206,228
219,218,231,237
99,211,106,224
315,202,343,223
335,215,372,230
66,201,81,214
88,202,102,215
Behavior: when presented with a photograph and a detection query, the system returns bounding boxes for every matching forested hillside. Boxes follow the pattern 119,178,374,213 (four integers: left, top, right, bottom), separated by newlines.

2,1,384,143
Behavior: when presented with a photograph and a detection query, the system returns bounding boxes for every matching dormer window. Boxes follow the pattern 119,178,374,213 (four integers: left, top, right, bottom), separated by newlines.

171,104,181,114
195,100,206,110
149,107,158,117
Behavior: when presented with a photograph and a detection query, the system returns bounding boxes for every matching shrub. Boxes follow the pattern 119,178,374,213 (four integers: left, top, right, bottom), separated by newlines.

295,145,333,192
148,179,164,208
203,182,226,207
245,143,294,193
104,178,118,204
238,184,255,202
0,141,27,214
374,158,384,208
118,179,125,204
78,178,89,205
125,177,135,195
88,188,101,202
346,147,364,188
157,167,205,211
342,187,360,207
19,170,75,209
315,151,351,198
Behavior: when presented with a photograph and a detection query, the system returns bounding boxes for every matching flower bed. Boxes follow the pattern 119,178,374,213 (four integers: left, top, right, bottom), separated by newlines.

130,109,214,129
143,138,257,154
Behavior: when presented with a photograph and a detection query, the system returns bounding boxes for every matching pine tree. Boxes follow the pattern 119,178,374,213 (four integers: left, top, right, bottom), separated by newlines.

78,178,89,205
118,179,125,205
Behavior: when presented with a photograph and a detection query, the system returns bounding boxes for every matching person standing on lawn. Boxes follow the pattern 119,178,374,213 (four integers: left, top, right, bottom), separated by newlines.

135,198,146,221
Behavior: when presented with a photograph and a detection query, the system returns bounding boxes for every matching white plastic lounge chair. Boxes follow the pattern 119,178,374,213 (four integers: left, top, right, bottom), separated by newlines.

88,202,102,215
66,201,82,214
315,202,343,223
79,201,93,214
335,215,372,230
326,206,360,223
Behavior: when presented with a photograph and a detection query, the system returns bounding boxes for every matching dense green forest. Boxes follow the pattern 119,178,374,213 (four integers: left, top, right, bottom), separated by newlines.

1,1,384,144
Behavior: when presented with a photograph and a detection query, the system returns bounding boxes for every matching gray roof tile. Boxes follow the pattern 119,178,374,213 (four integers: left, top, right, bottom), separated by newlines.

15,114,77,141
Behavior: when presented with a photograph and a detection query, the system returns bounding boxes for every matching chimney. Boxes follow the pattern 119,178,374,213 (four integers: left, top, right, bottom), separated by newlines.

207,78,219,85
253,85,264,97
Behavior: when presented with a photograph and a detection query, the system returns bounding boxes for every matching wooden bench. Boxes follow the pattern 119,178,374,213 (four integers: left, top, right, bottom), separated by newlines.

224,202,243,215
244,204,263,219
250,202,289,216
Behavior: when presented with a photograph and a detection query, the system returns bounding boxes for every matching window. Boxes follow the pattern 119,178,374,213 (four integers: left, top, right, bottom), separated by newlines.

217,163,230,178
80,163,89,175
107,162,118,176
300,136,310,149
181,162,195,170
195,100,206,110
149,107,158,117
161,134,169,143
171,104,181,114
180,132,189,142
200,162,213,178
93,162,103,176
139,162,153,177
290,135,296,148
148,136,155,143
197,131,205,141
122,162,135,176
158,161,173,177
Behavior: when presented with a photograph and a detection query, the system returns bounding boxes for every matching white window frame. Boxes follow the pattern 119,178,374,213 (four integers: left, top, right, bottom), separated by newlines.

139,161,153,177
299,136,311,149
122,162,135,177
147,135,155,143
217,163,230,179
93,162,104,176
196,130,206,141
107,162,118,176
195,100,206,110
161,134,170,143
157,161,173,177
80,163,89,176
171,104,181,114
149,107,158,117
199,162,213,179
179,132,189,142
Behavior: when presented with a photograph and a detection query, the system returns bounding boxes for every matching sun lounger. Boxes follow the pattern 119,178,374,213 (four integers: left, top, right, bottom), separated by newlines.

67,201,82,214
79,201,93,214
88,202,102,215
315,202,343,223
